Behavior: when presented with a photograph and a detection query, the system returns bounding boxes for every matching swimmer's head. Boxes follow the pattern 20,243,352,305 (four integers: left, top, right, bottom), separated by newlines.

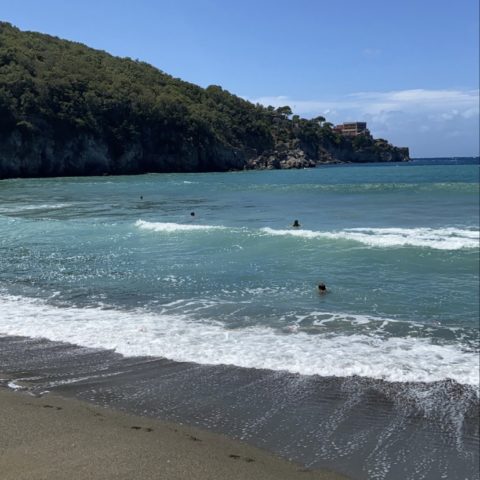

318,283,326,291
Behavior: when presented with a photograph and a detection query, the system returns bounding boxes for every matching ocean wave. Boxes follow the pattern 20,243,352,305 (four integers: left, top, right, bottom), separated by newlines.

261,226,480,250
135,221,479,250
135,220,226,232
0,203,72,214
0,294,477,386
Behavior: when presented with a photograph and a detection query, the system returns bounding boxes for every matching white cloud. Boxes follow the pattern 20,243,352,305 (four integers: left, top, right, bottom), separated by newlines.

252,89,478,117
249,89,478,121
248,89,479,157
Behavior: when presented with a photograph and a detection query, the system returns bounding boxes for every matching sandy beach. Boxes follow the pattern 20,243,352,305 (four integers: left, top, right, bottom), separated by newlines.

0,388,347,480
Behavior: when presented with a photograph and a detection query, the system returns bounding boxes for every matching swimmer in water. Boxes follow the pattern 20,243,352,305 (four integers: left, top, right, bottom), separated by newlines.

190,211,195,217
292,219,301,228
318,283,327,294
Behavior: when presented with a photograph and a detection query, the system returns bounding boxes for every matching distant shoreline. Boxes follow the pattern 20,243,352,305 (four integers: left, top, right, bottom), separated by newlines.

405,157,480,166
2,156,479,181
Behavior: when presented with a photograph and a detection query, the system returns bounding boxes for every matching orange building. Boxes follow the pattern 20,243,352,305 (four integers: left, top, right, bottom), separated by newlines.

334,122,369,137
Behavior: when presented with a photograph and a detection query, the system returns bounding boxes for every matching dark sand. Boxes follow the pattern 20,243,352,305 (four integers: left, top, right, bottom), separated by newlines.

2,337,477,479
0,389,347,480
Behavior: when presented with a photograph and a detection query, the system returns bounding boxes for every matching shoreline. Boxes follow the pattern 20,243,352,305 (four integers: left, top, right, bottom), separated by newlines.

0,387,346,480
0,158,410,181
0,334,478,480
3,156,479,182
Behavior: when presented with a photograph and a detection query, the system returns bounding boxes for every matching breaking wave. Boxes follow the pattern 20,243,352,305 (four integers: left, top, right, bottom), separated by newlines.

0,203,72,214
135,220,226,232
261,226,479,250
0,294,477,386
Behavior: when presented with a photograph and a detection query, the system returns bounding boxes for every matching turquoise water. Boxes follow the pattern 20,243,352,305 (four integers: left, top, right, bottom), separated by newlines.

0,161,479,385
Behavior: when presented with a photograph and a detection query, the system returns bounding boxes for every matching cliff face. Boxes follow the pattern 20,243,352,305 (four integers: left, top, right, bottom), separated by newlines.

0,128,247,178
0,128,409,177
0,22,409,179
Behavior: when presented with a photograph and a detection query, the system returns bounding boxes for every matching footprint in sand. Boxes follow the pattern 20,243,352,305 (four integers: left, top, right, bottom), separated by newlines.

229,454,255,463
43,404,62,410
130,425,154,432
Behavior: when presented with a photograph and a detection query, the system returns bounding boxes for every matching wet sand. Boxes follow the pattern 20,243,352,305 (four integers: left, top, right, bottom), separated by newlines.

0,388,346,480
1,336,478,479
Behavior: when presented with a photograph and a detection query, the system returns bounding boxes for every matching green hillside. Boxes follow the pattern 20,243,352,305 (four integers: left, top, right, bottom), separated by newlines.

0,22,409,178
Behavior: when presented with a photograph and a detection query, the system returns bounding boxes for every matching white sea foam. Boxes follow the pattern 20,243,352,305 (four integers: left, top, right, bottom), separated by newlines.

7,381,24,390
311,312,375,326
135,222,479,249
135,220,226,232
0,203,72,213
0,295,478,386
261,227,480,250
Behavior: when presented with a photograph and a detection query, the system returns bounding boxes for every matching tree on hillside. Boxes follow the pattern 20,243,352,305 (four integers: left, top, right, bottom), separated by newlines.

276,106,293,118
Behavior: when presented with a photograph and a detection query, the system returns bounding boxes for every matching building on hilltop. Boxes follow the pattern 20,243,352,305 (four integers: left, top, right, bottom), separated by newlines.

334,122,369,137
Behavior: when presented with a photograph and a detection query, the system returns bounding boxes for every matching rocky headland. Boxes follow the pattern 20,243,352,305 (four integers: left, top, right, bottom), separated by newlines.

0,22,409,179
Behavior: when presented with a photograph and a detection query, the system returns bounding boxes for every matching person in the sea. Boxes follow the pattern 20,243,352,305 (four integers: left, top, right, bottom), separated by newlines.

318,283,328,294
190,211,195,217
292,219,301,228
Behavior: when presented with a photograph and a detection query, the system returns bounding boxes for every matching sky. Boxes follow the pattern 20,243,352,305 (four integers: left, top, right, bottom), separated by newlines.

1,0,479,157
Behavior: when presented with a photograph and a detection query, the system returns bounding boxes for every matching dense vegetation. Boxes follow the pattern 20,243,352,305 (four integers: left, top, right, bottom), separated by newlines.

0,22,409,178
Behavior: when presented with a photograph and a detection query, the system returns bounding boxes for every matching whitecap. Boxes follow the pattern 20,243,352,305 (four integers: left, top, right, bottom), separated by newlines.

135,220,226,232
0,203,72,213
261,226,479,250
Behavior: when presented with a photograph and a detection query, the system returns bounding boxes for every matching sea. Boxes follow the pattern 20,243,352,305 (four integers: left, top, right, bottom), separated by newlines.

0,157,479,479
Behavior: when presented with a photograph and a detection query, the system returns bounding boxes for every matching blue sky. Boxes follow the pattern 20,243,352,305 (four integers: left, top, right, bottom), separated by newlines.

2,0,479,157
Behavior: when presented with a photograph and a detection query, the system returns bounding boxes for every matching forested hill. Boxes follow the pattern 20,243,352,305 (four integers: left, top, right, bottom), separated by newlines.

0,22,409,178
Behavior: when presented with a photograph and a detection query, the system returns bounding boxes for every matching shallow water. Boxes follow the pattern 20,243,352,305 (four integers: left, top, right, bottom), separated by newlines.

0,159,479,478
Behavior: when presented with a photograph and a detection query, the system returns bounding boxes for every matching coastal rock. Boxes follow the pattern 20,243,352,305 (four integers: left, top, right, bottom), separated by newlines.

245,148,317,170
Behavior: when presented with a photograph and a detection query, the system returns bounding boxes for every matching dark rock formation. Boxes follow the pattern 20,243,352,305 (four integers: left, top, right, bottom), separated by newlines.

246,148,317,170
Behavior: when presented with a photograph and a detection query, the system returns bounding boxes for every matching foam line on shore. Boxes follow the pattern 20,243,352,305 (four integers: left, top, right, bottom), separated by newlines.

0,294,478,386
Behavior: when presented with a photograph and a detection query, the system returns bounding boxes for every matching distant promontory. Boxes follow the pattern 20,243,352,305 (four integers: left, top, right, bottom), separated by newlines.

0,22,409,179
